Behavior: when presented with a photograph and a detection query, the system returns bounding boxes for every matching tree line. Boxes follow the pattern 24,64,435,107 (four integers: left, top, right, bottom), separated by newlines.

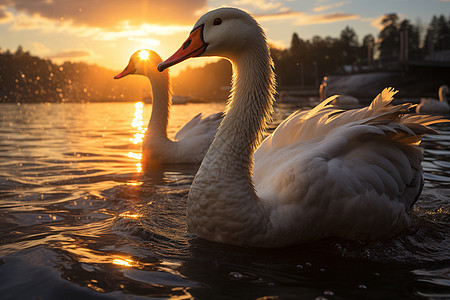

1,13,449,103
0,46,147,103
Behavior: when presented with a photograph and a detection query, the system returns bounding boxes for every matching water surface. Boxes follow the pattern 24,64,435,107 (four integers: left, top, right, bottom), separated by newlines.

0,101,449,299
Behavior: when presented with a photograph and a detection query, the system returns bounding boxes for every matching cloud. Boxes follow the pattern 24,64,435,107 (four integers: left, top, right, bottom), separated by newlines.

231,0,282,11
296,12,359,25
313,1,348,13
0,6,13,23
30,41,50,54
5,10,190,49
8,11,72,32
95,23,191,40
49,49,93,60
267,38,287,49
0,0,207,28
254,10,304,21
370,15,384,31
255,9,359,25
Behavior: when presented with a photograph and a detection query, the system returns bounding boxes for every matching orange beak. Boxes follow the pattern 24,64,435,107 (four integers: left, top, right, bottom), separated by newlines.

114,61,136,79
157,24,207,72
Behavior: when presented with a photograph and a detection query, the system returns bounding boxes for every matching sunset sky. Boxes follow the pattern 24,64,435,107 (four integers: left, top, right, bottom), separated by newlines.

1,0,449,74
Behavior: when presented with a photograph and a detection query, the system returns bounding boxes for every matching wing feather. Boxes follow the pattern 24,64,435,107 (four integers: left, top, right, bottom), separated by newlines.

174,112,223,141
254,88,445,240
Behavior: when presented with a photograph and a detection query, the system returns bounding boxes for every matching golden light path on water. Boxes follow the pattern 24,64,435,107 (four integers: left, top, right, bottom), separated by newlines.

128,101,145,173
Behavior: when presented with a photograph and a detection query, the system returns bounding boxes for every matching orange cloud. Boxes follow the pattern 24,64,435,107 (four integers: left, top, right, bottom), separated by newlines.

0,0,207,27
255,9,359,25
254,10,304,21
49,49,93,60
4,10,188,51
231,0,282,11
267,38,287,49
296,12,359,25
0,6,13,23
370,15,385,31
313,1,348,13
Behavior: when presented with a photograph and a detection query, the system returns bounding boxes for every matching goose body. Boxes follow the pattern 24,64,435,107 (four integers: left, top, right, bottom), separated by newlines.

416,85,449,114
115,50,222,167
320,77,359,107
158,8,443,247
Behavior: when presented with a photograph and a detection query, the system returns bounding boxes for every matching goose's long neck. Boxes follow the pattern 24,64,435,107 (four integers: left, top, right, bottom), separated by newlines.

223,50,275,161
439,86,448,104
147,71,171,138
319,83,327,101
188,36,276,246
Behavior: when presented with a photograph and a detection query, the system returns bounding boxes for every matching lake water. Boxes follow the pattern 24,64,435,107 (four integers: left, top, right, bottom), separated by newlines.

0,101,449,299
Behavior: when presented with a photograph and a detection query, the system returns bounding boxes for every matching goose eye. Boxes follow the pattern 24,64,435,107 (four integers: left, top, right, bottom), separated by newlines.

213,18,222,25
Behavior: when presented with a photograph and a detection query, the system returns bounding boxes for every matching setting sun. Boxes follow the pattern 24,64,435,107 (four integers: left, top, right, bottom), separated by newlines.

138,50,150,61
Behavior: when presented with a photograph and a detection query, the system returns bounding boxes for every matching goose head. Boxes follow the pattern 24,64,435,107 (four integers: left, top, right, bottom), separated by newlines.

157,7,264,72
115,49,165,79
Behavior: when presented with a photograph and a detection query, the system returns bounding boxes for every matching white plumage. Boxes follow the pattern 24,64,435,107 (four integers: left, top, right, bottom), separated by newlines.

416,85,449,114
158,8,444,247
115,50,222,167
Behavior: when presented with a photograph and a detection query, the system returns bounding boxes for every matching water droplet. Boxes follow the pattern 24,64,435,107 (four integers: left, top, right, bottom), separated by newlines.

358,284,367,289
229,272,244,280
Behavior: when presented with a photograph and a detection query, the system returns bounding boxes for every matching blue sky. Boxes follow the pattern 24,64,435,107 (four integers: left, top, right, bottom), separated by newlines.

0,0,448,74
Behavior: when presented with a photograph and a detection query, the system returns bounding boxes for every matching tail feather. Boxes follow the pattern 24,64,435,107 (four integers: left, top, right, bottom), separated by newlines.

369,87,398,111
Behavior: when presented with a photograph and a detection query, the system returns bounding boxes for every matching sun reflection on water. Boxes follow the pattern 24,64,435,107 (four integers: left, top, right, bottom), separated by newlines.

130,101,146,144
129,101,146,172
112,256,139,267
128,152,142,160
119,211,143,219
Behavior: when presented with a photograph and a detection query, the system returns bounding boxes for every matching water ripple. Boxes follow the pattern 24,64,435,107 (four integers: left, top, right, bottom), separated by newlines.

0,102,449,299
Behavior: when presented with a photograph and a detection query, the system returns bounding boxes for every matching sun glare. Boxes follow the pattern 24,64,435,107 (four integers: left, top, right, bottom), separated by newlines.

119,211,143,219
112,256,139,267
128,101,146,173
130,101,146,143
138,50,150,60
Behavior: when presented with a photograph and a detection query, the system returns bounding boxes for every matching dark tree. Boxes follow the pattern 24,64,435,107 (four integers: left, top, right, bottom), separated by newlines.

399,19,420,60
0,47,146,102
339,26,360,66
379,13,400,63
424,14,450,57
361,34,375,68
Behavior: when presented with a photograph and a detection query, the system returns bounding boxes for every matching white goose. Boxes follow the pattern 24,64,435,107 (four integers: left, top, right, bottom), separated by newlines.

115,50,222,167
320,76,359,108
416,85,449,114
158,7,443,247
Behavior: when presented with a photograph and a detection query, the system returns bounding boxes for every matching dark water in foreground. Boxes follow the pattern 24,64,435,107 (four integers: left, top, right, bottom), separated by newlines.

0,102,449,300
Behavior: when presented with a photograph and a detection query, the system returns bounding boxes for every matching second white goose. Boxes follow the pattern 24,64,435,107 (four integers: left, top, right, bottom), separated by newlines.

115,50,222,167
